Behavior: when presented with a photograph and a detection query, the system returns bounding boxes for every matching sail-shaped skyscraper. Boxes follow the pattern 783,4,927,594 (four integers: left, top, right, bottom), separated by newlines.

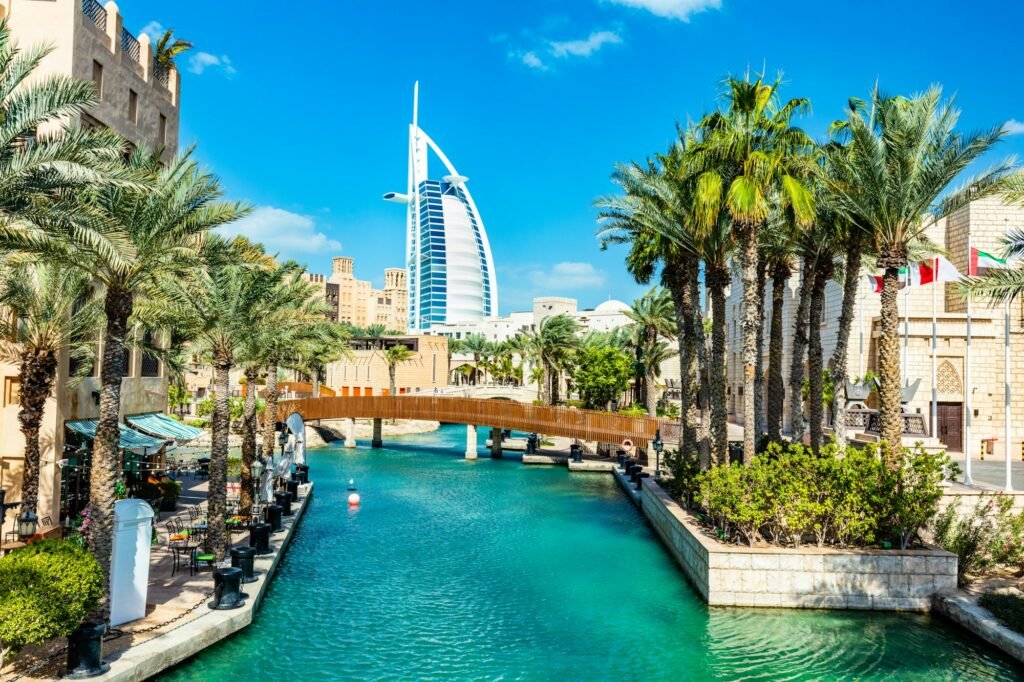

384,83,498,332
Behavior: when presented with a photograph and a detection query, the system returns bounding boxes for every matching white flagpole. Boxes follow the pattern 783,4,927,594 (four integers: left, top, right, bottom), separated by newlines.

902,275,909,389
964,241,973,485
858,284,866,379
1005,297,1013,492
931,258,938,440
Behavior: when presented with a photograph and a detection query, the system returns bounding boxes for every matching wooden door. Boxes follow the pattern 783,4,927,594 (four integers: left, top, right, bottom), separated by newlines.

937,402,963,452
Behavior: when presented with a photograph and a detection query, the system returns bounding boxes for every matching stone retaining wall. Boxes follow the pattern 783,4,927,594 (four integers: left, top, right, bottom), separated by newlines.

635,474,957,611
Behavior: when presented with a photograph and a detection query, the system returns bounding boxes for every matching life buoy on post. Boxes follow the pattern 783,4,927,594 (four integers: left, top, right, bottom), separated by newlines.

621,439,635,457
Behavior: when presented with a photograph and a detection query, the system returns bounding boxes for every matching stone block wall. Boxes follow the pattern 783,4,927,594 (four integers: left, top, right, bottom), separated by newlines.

640,479,957,611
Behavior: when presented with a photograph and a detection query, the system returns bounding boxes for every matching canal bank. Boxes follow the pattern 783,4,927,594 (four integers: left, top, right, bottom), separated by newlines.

158,426,1022,680
89,484,313,682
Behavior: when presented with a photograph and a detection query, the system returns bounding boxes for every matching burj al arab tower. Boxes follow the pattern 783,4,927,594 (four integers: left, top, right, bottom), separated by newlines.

384,82,498,332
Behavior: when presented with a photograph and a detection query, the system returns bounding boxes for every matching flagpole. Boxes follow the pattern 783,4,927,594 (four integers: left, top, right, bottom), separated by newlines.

902,276,909,389
964,239,973,486
858,285,865,379
931,258,938,441
1005,296,1013,492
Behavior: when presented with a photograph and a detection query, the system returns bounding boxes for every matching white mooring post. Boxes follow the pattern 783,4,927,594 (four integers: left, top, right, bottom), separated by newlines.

344,418,356,448
465,425,478,459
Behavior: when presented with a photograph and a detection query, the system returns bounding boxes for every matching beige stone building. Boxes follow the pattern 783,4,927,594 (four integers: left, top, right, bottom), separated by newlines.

723,196,1024,457
0,0,180,536
304,257,408,330
325,335,449,396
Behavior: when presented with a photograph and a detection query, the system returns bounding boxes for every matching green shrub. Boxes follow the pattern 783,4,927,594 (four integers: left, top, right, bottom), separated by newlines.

979,592,1024,634
933,494,1024,586
158,479,181,504
135,481,163,500
0,540,103,661
662,449,700,508
617,403,648,417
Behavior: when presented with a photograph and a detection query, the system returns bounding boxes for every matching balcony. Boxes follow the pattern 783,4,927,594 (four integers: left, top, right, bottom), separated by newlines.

120,27,140,63
82,0,106,31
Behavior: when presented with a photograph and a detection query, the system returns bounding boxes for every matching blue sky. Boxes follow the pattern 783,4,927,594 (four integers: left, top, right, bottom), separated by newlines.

120,0,1024,314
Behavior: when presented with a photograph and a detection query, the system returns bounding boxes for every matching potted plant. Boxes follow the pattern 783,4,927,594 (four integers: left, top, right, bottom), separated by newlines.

158,480,181,513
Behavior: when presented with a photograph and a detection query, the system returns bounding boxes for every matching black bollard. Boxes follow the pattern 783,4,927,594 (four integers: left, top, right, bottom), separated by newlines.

296,464,310,483
231,545,259,584
275,490,293,516
66,621,109,679
637,472,650,491
265,503,283,533
286,478,300,500
616,451,626,468
571,444,583,463
249,522,272,555
629,464,642,483
209,567,246,610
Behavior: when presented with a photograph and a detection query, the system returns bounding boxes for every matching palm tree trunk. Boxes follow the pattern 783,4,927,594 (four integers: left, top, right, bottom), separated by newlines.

312,368,321,398
829,234,863,445
240,365,259,513
708,264,729,466
89,287,132,621
690,273,711,469
17,351,57,519
645,371,658,416
878,266,903,459
754,255,768,441
808,263,829,454
766,260,790,442
789,254,816,444
737,223,761,464
665,256,697,456
262,361,279,467
389,365,396,397
208,357,231,560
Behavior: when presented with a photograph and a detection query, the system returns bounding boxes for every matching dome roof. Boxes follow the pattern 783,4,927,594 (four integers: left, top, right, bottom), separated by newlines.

593,299,630,313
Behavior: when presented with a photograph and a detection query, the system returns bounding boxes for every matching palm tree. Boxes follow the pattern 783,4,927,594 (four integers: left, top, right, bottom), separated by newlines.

383,344,414,396
153,28,193,70
523,314,579,404
461,333,489,385
8,149,247,606
0,261,100,525
823,86,1008,453
691,71,817,463
625,288,676,415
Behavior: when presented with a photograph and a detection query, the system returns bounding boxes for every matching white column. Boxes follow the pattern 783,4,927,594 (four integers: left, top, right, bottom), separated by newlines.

465,425,477,460
344,418,356,449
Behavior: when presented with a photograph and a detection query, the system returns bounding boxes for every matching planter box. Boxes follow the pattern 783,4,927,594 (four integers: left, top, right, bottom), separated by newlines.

634,474,957,611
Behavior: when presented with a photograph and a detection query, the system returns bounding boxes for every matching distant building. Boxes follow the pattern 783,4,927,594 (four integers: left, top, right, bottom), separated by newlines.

383,82,498,331
432,296,634,342
0,0,180,533
303,257,408,330
324,335,449,396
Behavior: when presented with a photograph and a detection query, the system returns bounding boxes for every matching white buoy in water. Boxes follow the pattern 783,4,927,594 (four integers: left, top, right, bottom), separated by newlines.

347,478,360,506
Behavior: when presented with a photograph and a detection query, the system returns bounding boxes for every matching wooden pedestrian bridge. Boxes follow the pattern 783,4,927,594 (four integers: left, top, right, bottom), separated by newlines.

279,395,667,453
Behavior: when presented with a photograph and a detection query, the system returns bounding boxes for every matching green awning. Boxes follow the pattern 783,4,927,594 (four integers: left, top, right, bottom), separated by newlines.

126,412,204,442
65,420,168,452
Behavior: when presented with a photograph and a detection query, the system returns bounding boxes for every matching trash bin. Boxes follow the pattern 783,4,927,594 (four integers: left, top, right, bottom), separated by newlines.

275,491,293,517
209,567,246,610
249,522,272,555
110,498,155,626
231,546,258,584
66,621,109,679
265,503,283,533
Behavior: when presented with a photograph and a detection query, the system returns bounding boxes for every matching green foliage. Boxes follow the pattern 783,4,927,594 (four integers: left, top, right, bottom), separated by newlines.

167,384,192,411
801,369,835,406
657,401,681,419
933,494,1024,586
158,480,181,503
617,403,648,417
571,346,632,409
662,449,700,508
694,442,949,549
979,592,1024,634
0,540,103,658
186,417,210,428
195,394,245,421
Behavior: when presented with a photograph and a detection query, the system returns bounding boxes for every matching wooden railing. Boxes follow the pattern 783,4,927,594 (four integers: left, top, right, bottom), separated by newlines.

280,396,663,446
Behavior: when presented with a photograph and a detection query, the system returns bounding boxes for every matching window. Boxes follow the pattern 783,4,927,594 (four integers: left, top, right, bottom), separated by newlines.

92,60,103,99
3,376,19,407
141,331,160,377
128,89,138,123
121,346,132,377
158,113,167,145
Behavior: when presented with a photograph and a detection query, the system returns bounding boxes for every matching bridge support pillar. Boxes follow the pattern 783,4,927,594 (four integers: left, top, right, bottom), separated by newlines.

371,418,383,448
344,418,356,448
490,428,502,459
465,425,478,460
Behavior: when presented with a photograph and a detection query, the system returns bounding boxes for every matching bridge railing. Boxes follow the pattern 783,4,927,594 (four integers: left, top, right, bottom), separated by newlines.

280,395,663,446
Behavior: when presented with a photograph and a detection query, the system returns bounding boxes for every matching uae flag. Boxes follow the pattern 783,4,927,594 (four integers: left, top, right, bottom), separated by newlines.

969,247,1011,276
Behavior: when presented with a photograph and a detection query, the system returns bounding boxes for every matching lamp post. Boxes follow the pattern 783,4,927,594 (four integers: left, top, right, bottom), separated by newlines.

652,429,664,479
252,458,264,507
17,507,37,542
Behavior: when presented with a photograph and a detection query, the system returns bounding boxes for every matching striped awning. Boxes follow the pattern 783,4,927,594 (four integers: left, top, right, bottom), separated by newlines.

126,412,204,442
65,420,168,452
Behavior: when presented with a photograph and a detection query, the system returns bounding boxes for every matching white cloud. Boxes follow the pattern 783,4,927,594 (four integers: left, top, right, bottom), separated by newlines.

188,51,236,76
527,262,606,290
608,0,722,21
1003,119,1024,135
549,31,622,58
140,21,165,42
218,206,341,262
519,51,547,70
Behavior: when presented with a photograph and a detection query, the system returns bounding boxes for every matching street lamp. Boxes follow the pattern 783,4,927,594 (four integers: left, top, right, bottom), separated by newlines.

252,458,264,506
17,507,37,541
652,429,664,479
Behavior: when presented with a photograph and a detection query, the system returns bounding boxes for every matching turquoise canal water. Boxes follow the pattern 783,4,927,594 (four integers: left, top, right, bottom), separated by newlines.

159,425,1022,681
